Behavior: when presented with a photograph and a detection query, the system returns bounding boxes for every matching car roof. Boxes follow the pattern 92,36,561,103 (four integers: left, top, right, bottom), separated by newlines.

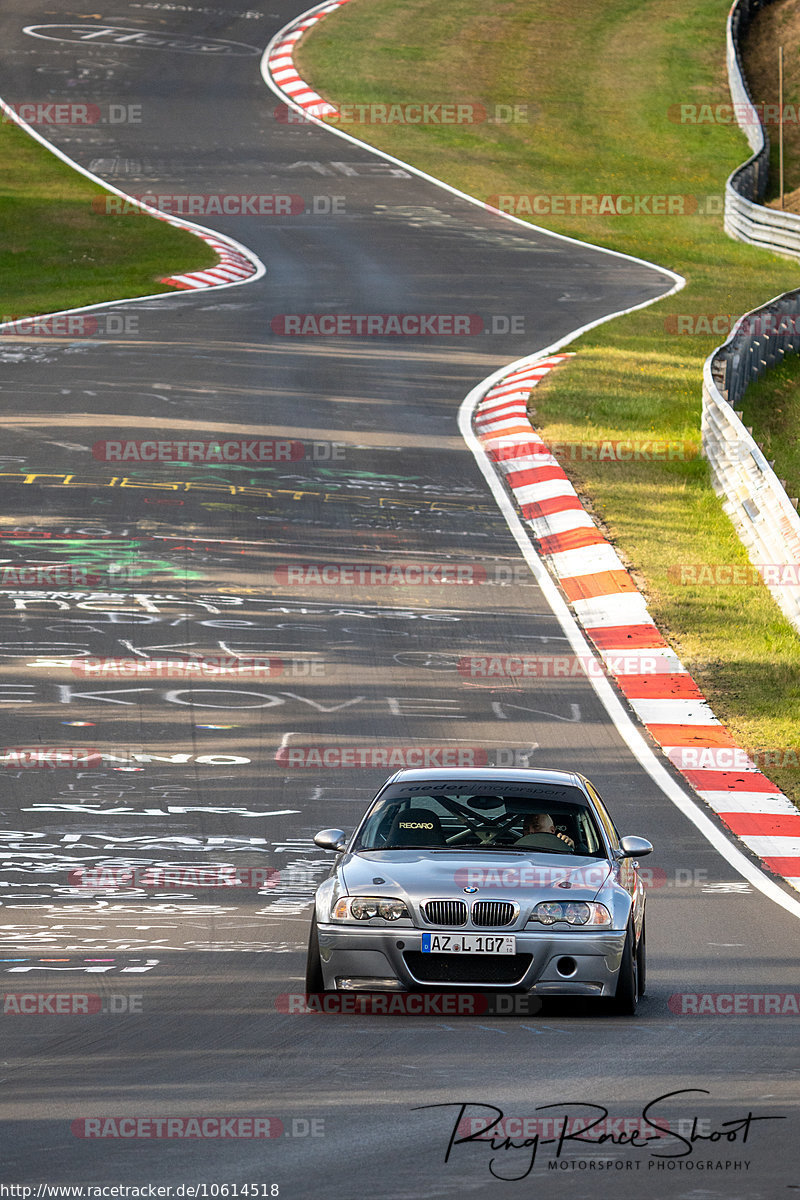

384,767,586,787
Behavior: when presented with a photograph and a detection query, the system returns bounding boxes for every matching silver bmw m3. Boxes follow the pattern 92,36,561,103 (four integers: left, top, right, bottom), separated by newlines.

306,767,652,1014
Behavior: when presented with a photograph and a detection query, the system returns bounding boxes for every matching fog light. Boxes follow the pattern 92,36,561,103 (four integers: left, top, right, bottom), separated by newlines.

556,957,578,978
334,977,405,991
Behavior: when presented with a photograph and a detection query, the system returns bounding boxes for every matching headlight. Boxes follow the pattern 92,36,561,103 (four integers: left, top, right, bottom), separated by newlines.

535,902,563,925
332,896,410,921
531,901,612,927
564,903,590,926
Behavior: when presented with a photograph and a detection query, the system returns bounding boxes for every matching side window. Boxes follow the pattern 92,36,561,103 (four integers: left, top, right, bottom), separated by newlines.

585,782,620,851
575,810,602,855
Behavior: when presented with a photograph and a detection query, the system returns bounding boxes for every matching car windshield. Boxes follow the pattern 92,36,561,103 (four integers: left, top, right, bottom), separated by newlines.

352,782,607,856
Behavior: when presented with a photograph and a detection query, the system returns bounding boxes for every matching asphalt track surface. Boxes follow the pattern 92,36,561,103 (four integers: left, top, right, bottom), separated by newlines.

0,2,797,1196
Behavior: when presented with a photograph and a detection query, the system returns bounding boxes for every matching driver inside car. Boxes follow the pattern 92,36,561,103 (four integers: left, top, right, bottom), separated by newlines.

515,812,576,849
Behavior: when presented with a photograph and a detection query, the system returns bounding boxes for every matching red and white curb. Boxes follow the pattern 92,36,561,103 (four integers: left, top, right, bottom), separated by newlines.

265,0,354,120
161,228,258,291
475,355,800,894
0,96,264,300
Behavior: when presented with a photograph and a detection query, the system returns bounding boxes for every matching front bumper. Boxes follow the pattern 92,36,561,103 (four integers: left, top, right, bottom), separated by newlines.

316,923,627,995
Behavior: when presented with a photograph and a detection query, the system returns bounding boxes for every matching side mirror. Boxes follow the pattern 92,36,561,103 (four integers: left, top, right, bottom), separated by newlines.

314,828,348,852
619,835,653,859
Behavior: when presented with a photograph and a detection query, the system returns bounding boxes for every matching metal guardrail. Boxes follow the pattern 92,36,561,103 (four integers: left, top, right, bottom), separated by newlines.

703,293,800,632
703,0,800,635
715,290,800,409
723,0,800,255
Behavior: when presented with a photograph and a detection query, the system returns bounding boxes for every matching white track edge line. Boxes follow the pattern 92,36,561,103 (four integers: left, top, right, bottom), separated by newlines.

263,0,800,920
0,96,265,332
260,1,684,281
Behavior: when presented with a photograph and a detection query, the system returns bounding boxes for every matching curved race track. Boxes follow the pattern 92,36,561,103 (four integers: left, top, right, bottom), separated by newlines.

0,2,797,1196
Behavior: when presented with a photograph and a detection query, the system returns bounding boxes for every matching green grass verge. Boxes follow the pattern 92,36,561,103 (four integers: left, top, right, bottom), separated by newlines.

0,117,217,317
738,351,800,503
298,0,800,804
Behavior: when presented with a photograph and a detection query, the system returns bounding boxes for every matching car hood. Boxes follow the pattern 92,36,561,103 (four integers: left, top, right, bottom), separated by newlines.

340,850,612,902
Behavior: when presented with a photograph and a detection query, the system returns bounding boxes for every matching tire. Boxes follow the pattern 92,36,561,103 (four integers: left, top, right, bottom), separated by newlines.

609,921,638,1015
305,913,326,994
636,914,646,998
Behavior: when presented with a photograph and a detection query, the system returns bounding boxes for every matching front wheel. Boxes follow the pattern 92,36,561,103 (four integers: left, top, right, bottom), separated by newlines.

609,922,638,1015
305,913,326,993
636,915,646,998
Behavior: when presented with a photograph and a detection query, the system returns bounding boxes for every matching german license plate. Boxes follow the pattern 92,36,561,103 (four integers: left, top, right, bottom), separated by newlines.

421,933,516,955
